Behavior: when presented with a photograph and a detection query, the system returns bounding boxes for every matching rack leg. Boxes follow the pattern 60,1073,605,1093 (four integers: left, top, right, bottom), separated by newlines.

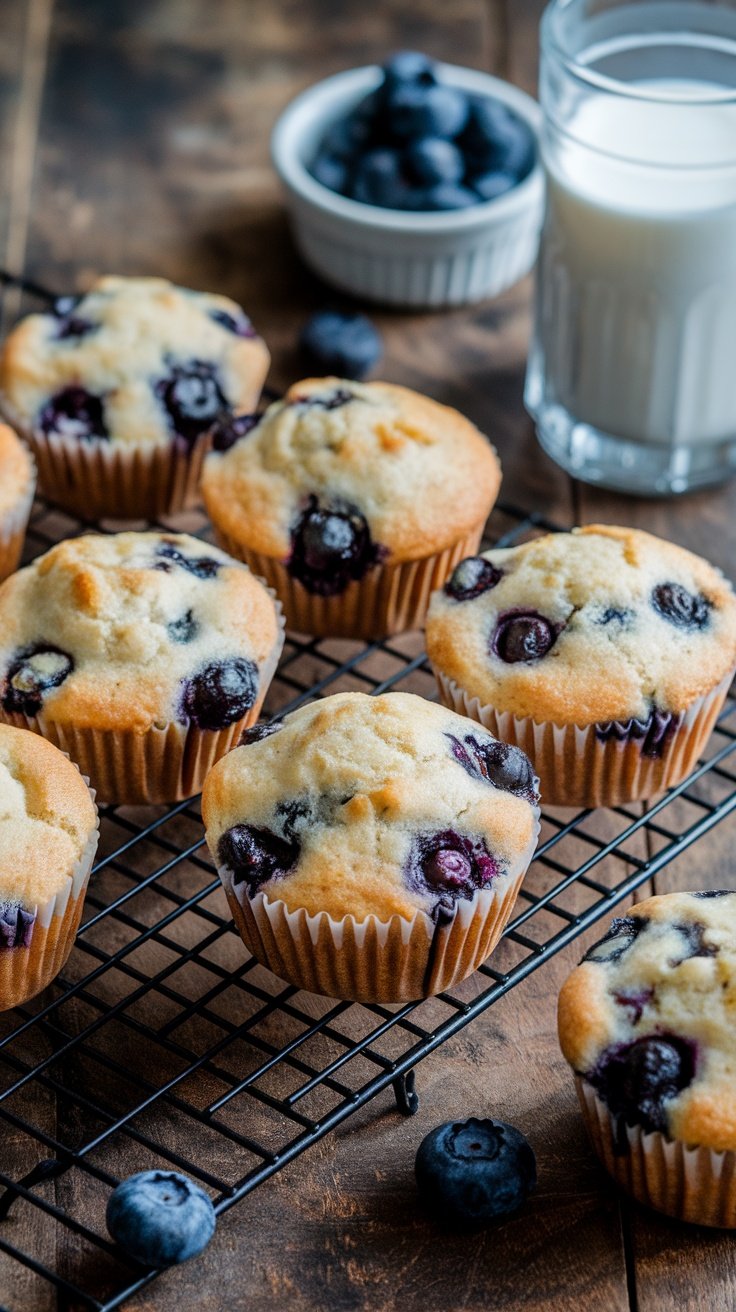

392,1070,419,1116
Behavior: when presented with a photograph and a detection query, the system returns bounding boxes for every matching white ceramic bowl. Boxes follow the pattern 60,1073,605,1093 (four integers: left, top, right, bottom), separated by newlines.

271,63,544,309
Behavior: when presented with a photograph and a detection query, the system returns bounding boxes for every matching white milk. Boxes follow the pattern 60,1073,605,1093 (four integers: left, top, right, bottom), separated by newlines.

538,81,736,446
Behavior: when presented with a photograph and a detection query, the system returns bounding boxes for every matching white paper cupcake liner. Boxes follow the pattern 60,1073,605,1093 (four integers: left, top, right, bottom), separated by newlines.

435,669,734,808
217,812,539,1004
0,776,99,1011
0,597,285,805
212,521,489,639
0,449,36,581
576,1077,736,1228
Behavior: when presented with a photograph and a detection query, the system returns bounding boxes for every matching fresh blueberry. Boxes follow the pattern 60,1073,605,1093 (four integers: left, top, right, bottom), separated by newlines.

179,658,258,730
350,148,406,207
492,611,557,663
209,412,261,452
320,116,370,159
447,734,537,803
473,171,517,202
218,822,300,894
209,308,256,338
167,610,198,644
444,556,502,601
2,646,74,716
0,902,36,949
387,83,469,142
583,915,649,964
415,1117,536,1228
651,582,711,631
383,51,438,91
155,360,228,447
310,152,350,194
38,387,108,441
591,1035,695,1135
299,310,382,380
155,542,221,579
106,1170,216,1267
239,719,283,746
405,137,464,186
407,829,498,920
421,182,478,211
460,96,536,179
289,498,380,596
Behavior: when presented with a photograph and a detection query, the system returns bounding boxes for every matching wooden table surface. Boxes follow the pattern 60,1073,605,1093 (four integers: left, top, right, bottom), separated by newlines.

1,2,735,1309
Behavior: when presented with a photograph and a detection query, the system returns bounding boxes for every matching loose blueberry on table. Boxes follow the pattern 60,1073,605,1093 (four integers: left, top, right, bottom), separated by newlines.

106,1170,216,1267
2,646,74,716
288,497,381,596
309,51,536,212
299,310,382,380
415,1117,537,1228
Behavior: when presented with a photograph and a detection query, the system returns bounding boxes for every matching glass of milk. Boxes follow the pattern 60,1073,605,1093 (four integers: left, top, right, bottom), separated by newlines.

525,0,736,495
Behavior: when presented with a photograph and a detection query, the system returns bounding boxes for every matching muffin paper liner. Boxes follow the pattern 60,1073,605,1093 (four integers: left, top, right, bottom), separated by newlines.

0,778,99,1011
217,813,539,1004
434,669,734,809
212,521,489,639
12,421,212,522
0,450,36,581
575,1077,736,1228
0,597,285,805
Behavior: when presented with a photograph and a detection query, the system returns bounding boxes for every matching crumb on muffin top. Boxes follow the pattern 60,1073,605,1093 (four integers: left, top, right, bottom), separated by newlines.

201,378,501,563
426,525,736,725
558,891,736,1152
0,275,270,449
0,531,282,732
203,690,538,924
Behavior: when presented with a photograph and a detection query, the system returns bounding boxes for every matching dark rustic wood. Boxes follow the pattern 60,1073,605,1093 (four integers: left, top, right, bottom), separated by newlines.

0,0,732,1309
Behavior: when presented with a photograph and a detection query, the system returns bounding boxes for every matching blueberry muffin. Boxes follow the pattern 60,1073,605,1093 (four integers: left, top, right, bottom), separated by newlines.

0,422,35,581
0,531,284,804
201,378,501,639
0,276,269,520
202,691,539,1002
559,892,736,1227
0,724,98,1009
426,525,736,807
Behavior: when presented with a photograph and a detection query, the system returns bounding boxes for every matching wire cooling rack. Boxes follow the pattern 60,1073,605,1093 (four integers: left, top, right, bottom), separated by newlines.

0,416,734,1309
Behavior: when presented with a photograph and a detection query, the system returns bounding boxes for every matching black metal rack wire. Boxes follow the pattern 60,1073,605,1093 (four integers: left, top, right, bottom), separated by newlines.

0,489,733,1311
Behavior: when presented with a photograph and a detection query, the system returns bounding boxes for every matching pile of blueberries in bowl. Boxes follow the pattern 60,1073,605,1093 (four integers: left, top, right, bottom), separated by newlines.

310,51,537,213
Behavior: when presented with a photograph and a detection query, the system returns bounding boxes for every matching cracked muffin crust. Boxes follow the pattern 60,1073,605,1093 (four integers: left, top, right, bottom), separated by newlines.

426,526,736,807
0,422,35,582
0,723,98,1009
0,532,284,803
203,692,539,1002
201,378,501,639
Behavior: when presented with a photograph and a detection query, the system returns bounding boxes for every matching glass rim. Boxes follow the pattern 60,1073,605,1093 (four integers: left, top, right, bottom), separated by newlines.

542,0,736,105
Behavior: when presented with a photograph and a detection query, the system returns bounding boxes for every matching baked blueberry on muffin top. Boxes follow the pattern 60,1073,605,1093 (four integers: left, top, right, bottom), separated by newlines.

203,691,538,924
0,532,282,733
426,525,736,736
558,892,736,1152
0,276,269,449
202,377,501,597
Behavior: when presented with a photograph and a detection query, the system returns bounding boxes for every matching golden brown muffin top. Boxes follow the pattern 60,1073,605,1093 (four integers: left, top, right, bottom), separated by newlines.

426,525,736,724
0,422,34,520
201,378,501,562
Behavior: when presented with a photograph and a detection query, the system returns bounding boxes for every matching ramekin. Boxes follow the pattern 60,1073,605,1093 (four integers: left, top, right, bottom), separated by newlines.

271,64,544,308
